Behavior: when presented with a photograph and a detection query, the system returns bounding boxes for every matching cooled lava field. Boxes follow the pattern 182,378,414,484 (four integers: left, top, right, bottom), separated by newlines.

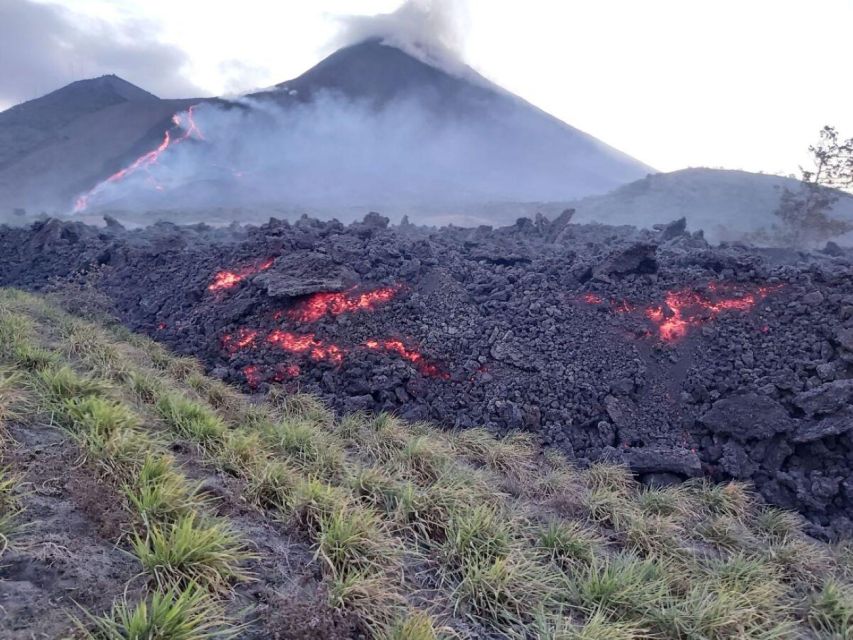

1,212,851,537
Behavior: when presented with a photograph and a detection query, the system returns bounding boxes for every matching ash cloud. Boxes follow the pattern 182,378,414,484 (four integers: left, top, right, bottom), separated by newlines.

0,0,202,108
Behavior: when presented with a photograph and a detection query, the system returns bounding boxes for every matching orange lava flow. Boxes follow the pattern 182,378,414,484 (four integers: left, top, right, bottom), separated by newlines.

576,281,783,342
273,363,301,381
267,330,345,364
365,338,449,379
221,328,258,354
644,285,781,342
288,286,401,322
208,257,275,293
242,365,261,387
73,105,205,213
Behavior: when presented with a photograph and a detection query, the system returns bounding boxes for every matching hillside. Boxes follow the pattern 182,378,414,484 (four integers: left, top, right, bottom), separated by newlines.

1,288,851,638
569,168,853,244
0,75,198,215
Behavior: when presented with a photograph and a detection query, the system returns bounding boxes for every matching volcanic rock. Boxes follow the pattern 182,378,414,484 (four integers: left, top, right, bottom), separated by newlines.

700,394,793,441
1,215,852,536
836,327,853,358
657,217,687,242
594,242,658,279
792,380,853,417
791,409,853,443
253,252,354,298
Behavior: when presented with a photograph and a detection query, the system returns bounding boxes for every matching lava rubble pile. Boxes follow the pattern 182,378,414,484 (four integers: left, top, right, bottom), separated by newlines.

1,212,851,537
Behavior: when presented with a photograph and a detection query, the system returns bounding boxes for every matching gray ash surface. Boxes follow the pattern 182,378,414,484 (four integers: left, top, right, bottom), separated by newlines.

1,212,851,538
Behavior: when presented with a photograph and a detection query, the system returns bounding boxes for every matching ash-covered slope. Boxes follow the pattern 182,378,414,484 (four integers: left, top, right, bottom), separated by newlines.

0,75,197,215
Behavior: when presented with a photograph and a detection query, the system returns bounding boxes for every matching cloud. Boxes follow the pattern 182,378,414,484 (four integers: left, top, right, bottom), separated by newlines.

0,0,203,107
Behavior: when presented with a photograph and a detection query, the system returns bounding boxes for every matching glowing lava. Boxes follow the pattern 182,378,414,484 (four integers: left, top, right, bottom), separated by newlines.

208,258,275,293
243,365,261,387
644,286,779,341
273,363,301,381
266,330,345,364
287,286,401,322
221,328,258,354
365,338,449,379
73,105,205,213
577,282,782,342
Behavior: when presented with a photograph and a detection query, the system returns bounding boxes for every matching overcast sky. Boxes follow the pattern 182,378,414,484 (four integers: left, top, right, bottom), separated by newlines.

2,0,851,175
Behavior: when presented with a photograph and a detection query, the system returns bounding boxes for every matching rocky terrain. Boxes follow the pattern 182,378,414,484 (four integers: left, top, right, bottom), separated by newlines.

0,212,851,538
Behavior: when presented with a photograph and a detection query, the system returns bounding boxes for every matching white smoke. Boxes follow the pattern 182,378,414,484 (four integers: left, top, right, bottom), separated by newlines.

330,0,471,76
71,91,643,224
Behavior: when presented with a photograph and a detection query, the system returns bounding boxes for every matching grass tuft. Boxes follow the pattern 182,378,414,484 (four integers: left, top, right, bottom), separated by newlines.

0,466,23,556
316,505,396,574
132,513,253,589
126,454,201,525
61,396,149,473
244,460,297,511
328,567,405,634
35,364,110,404
78,582,236,640
156,393,227,446
808,579,853,638
538,520,601,568
380,611,448,640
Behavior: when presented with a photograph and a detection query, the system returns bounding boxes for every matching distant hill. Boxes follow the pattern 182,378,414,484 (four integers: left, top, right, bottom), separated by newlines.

568,168,853,244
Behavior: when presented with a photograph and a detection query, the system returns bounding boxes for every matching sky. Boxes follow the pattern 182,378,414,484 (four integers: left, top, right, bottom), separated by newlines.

1,0,851,175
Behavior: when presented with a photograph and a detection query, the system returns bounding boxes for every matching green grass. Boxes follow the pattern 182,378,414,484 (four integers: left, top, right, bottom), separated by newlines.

132,513,254,589
60,395,149,474
156,394,227,446
808,580,853,638
126,454,202,525
316,505,397,574
380,612,448,640
569,552,671,622
267,417,344,476
538,520,601,568
35,364,110,404
78,582,236,640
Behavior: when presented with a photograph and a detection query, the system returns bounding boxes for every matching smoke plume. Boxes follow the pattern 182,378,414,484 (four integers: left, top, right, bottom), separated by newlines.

330,0,471,76
72,91,643,223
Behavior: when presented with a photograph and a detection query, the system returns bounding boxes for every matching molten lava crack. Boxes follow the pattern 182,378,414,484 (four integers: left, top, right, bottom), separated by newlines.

578,282,782,342
266,330,345,364
287,285,402,322
208,257,275,293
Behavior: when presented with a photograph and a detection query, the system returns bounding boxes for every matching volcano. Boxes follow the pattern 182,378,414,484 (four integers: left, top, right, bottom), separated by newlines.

0,40,652,220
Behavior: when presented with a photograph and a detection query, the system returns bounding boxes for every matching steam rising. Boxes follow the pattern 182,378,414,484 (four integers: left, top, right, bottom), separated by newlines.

331,0,470,75
74,93,644,221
